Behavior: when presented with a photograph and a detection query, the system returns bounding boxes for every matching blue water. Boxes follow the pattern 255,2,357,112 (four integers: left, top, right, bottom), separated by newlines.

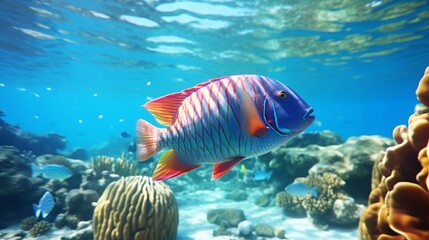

1,0,428,150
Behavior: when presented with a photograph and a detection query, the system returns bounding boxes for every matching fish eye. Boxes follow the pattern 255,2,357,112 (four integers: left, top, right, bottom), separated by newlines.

277,91,286,98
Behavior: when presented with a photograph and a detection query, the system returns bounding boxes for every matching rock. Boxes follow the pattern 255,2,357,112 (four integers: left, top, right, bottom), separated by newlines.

207,208,246,227
212,221,230,237
225,189,248,201
55,213,67,228
0,116,66,155
254,224,275,237
254,194,271,207
237,220,253,236
331,197,365,227
284,130,344,147
61,224,93,240
77,220,91,230
274,228,286,239
66,189,99,220
67,148,88,161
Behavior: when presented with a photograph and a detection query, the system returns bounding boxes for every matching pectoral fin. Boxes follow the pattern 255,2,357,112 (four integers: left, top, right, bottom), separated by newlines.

238,89,269,137
212,157,244,180
152,149,201,181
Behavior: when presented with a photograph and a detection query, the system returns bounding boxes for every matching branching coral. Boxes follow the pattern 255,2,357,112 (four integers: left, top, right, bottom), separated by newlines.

92,154,141,177
28,220,51,237
359,67,429,240
299,173,347,225
93,176,178,240
275,191,306,217
276,172,351,228
20,216,38,231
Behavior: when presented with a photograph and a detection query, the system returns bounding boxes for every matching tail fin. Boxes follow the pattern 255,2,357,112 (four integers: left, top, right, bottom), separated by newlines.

310,186,320,198
136,119,160,161
32,203,41,218
31,163,41,178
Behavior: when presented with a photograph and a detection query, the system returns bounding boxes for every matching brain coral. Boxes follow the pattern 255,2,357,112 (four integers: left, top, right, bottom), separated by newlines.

359,66,429,240
93,176,178,240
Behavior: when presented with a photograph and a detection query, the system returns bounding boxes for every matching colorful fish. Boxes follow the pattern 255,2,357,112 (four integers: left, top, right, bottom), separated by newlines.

31,163,73,180
32,191,55,218
137,75,315,181
285,182,320,198
240,164,247,176
253,170,273,181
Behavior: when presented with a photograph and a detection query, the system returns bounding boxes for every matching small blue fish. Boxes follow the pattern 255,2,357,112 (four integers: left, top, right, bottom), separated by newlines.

31,163,73,180
32,191,55,218
253,170,273,181
285,182,320,198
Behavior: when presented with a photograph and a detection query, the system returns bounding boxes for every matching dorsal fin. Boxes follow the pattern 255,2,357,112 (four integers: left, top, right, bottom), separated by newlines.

144,76,230,126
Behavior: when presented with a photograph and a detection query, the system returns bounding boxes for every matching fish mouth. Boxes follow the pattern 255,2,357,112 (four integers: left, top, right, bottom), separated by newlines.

303,108,315,123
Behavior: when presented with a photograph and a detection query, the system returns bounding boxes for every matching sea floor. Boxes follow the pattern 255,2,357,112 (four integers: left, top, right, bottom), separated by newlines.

0,189,359,240
177,189,358,240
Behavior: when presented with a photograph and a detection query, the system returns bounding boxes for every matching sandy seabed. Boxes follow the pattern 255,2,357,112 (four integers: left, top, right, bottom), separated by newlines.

177,189,359,240
1,189,358,240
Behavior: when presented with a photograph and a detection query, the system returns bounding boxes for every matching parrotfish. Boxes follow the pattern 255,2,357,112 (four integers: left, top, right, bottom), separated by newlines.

31,163,73,180
33,191,55,218
137,75,315,181
285,182,320,198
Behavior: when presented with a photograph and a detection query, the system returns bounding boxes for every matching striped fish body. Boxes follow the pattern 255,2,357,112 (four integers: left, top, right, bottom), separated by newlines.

137,75,314,181
31,163,73,180
33,191,55,218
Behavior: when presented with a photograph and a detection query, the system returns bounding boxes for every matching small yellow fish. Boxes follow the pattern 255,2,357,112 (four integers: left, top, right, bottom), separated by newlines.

240,164,247,175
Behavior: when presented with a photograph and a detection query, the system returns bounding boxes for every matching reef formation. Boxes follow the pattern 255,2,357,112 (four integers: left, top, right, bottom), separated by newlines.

93,176,178,240
359,67,429,240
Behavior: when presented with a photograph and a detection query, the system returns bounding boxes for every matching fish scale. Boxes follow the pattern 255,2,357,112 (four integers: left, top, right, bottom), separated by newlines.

137,74,314,180
162,76,261,164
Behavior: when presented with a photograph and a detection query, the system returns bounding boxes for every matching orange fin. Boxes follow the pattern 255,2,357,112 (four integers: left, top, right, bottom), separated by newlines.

152,150,201,181
136,119,160,161
212,157,244,180
238,89,269,137
144,76,231,126
144,92,188,126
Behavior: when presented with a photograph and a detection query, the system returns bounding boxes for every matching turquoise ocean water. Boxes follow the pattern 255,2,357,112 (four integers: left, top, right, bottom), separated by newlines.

0,0,428,149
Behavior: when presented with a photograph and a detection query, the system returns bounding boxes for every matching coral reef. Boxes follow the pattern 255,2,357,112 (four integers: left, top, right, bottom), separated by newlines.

93,176,178,240
0,146,44,227
91,155,141,178
20,217,37,231
275,191,306,217
277,173,364,228
263,134,393,200
0,115,66,155
28,220,50,237
359,67,429,240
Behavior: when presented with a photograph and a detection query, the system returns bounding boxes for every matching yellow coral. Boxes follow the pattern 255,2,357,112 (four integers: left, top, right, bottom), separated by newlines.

93,176,178,240
359,67,429,240
92,154,141,177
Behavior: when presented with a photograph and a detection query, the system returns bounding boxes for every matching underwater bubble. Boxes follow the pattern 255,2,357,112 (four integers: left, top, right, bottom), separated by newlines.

146,81,151,86
98,114,103,119
119,118,124,123
0,83,5,87
78,119,83,124
34,115,39,119
146,96,152,100
93,93,98,97
46,87,52,91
